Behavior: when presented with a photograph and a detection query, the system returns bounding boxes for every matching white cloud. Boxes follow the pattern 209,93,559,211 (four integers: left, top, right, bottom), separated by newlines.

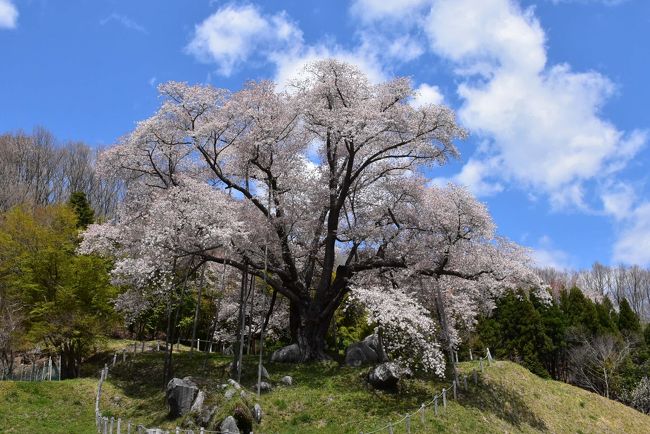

613,202,650,266
422,0,646,208
431,157,504,197
601,182,635,221
186,4,302,77
531,235,573,269
100,13,147,34
411,83,444,108
0,0,18,29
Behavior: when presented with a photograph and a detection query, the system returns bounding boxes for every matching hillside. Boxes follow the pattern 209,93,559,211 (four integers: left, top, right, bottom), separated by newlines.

1,351,649,433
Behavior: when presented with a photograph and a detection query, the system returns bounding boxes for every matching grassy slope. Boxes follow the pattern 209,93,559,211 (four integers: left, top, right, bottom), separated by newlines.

1,350,649,433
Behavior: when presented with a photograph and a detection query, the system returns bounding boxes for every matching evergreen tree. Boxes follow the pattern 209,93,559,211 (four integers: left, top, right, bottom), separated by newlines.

618,298,641,334
68,191,94,229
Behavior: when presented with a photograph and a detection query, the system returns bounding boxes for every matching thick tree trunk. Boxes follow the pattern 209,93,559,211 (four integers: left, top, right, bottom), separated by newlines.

294,303,336,362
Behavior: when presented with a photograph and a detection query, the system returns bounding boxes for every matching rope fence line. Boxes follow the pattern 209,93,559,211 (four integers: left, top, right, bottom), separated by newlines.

96,345,495,434
359,348,494,434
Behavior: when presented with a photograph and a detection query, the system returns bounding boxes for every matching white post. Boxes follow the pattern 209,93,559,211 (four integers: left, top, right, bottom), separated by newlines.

480,358,484,372
388,423,393,434
175,428,180,434
434,395,438,415
200,428,205,434
112,353,117,367
463,375,468,390
48,357,52,381
122,350,126,363
487,347,493,364
454,351,458,364
127,421,132,434
469,348,473,361
419,404,425,424
405,414,411,433
473,369,478,385
110,416,114,434
58,355,62,381
103,417,108,434
453,380,457,400
442,388,447,409
117,418,121,434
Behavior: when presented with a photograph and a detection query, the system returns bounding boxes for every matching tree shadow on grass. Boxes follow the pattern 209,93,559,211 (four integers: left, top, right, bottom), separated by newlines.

459,379,548,431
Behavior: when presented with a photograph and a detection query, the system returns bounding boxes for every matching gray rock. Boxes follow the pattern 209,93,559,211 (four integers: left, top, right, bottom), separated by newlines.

345,334,387,367
199,405,217,426
260,365,270,379
220,415,240,434
190,390,204,413
228,378,242,390
224,388,237,400
252,381,273,393
253,403,263,423
363,334,387,361
280,375,293,386
367,362,412,391
166,377,199,418
270,343,302,363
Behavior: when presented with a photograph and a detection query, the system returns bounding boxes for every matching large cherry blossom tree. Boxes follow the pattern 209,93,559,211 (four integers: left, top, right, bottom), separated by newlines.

81,59,539,370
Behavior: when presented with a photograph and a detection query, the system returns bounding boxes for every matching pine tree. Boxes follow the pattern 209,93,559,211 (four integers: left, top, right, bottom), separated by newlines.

618,298,641,334
68,192,94,229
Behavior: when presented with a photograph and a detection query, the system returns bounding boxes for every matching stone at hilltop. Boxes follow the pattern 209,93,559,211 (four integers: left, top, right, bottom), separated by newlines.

166,377,198,418
271,343,302,363
280,375,293,386
345,334,387,367
367,362,412,391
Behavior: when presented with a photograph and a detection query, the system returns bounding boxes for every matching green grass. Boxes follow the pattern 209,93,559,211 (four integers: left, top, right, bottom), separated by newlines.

1,350,649,433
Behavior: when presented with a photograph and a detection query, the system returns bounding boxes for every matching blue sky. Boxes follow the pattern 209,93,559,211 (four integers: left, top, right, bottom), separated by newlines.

1,0,649,269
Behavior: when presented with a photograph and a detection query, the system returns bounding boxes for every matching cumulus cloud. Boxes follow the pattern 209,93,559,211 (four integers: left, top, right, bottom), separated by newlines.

613,202,650,266
0,0,18,29
422,0,646,207
411,83,445,108
431,157,504,197
186,4,302,77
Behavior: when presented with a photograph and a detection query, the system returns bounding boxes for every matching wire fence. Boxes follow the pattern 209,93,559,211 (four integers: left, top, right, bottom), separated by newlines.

359,348,494,434
95,345,495,434
0,356,61,382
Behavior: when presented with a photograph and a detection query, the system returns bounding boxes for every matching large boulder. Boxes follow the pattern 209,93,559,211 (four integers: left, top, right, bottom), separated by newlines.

220,416,240,434
367,362,412,391
166,377,199,418
270,343,302,363
345,334,387,367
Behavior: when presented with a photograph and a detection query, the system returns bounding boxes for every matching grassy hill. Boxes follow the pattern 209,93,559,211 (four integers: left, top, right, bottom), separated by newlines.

1,349,649,433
